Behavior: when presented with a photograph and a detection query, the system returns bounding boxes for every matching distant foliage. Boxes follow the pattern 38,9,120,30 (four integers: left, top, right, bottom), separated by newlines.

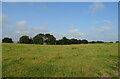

19,36,31,44
81,39,88,44
70,39,79,44
96,41,104,43
29,38,33,44
89,41,97,44
18,34,89,45
3,33,115,45
89,41,104,44
56,37,88,45
116,41,119,43
33,34,44,44
32,33,56,45
109,42,113,43
2,37,13,43
44,34,56,45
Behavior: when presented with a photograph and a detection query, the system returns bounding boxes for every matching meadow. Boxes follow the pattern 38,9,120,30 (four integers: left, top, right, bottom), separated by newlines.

2,43,118,77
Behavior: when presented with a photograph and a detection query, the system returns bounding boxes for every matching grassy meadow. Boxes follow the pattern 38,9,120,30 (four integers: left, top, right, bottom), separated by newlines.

2,43,118,77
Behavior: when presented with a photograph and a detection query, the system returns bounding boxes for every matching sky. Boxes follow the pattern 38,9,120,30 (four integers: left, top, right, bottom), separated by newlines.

1,2,118,42
2,0,119,2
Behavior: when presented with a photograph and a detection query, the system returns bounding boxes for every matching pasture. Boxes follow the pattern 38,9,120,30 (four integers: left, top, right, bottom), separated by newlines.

2,43,118,77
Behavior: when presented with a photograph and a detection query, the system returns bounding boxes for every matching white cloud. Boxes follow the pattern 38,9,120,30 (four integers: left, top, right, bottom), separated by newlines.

97,26,111,33
89,2,105,12
3,0,119,2
50,32,67,40
46,28,86,40
88,19,117,41
2,19,49,41
15,21,27,27
15,21,27,30
68,29,86,38
29,26,48,37
93,20,112,25
0,14,10,25
92,20,113,33
15,31,29,34
32,26,48,33
14,21,48,35
14,21,29,35
102,20,112,25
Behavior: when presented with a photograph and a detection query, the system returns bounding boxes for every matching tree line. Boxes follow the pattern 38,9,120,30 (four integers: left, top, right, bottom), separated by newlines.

2,33,119,44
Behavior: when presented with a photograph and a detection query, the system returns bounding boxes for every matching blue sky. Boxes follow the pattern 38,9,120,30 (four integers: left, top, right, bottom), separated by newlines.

2,2,118,41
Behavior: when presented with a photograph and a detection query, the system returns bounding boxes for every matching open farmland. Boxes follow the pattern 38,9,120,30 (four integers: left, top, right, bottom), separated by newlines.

2,43,118,77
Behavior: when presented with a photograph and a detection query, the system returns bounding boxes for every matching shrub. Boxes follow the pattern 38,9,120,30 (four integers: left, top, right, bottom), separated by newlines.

2,37,13,43
19,36,30,44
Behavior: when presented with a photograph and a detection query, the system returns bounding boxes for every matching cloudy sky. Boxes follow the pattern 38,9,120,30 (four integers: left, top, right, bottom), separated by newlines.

2,2,118,41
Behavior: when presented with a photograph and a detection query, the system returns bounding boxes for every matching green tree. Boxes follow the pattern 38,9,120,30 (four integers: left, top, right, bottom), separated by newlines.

70,39,79,44
29,38,33,44
60,37,70,45
96,41,104,43
116,41,119,43
78,39,82,44
81,39,88,44
44,34,56,45
2,37,13,43
19,36,30,44
49,35,56,45
89,41,97,44
33,34,44,44
56,40,61,45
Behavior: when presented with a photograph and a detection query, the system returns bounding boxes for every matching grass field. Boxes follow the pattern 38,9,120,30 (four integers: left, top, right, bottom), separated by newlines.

2,43,118,77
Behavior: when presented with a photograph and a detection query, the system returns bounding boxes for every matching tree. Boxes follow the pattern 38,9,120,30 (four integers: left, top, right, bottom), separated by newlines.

33,34,44,44
57,39,63,45
56,38,88,45
89,41,97,44
16,33,90,45
96,41,104,43
81,39,88,44
56,40,61,45
70,39,79,44
78,39,82,44
60,37,70,45
116,41,119,43
109,41,113,43
49,35,56,45
29,38,33,44
19,36,30,44
44,34,56,45
2,37,13,43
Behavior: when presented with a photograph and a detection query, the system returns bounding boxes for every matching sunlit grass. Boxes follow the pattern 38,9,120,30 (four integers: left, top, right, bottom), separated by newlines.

2,43,118,77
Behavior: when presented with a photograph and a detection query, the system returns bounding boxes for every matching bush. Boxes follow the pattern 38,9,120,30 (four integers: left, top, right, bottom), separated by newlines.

2,37,13,43
81,39,88,44
19,36,30,44
33,34,44,44
116,41,119,43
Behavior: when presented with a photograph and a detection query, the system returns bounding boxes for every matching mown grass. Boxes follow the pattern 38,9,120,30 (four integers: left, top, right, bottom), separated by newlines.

2,43,118,77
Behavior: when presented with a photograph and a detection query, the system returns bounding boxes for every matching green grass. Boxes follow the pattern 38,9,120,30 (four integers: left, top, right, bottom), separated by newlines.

2,43,118,77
